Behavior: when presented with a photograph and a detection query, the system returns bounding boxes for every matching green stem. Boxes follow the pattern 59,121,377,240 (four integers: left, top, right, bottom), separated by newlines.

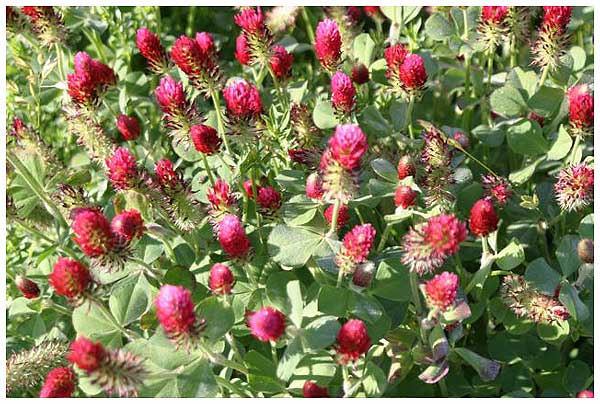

55,43,66,82
103,99,119,118
406,94,415,139
481,236,489,255
210,90,231,155
464,54,471,98
270,341,278,366
225,332,243,362
336,266,344,288
45,300,72,316
327,198,341,237
199,340,248,375
538,63,550,90
301,7,315,44
510,32,518,68
567,134,582,164
201,153,216,187
462,8,469,39
409,271,427,344
376,225,391,253
266,63,286,106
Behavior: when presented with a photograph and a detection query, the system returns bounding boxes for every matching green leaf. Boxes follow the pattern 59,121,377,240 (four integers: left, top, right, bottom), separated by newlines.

276,336,305,382
558,282,589,322
547,125,573,161
578,214,594,239
72,304,122,346
424,13,455,41
454,347,501,382
389,100,408,130
495,239,525,270
353,33,376,67
301,315,340,351
381,6,422,25
528,86,564,117
266,271,304,327
348,291,383,324
537,320,570,344
524,258,561,295
371,260,411,301
506,119,548,155
490,86,527,117
109,273,152,326
267,224,326,268
245,350,284,394
555,235,581,277
317,285,349,317
362,361,388,397
370,158,398,183
562,360,591,393
358,105,392,138
506,67,538,99
312,101,339,129
569,46,587,71
509,156,545,185
197,296,235,340
288,352,337,391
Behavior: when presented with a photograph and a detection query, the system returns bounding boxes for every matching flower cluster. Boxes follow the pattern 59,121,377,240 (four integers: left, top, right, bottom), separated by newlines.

246,307,287,342
15,275,40,299
424,271,459,311
481,174,512,206
288,103,321,165
218,214,251,259
49,257,92,303
421,127,454,207
315,19,342,71
136,27,170,75
116,114,140,141
401,213,467,276
469,198,499,237
335,224,376,276
269,45,294,81
207,179,239,228
222,79,263,140
532,6,572,70
385,43,427,98
67,52,116,108
171,34,223,96
330,70,356,115
234,7,273,66
209,263,235,295
566,84,594,135
325,203,349,230
554,163,594,212
20,6,67,44
39,367,76,398
335,319,371,363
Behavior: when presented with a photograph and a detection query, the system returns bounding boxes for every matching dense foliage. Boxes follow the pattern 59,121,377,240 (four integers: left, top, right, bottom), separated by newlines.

6,5,594,398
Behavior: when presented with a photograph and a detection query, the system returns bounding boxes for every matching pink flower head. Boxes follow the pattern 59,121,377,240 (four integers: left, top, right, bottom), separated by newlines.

116,114,140,141
246,306,287,342
170,35,205,76
68,336,106,372
207,179,236,210
39,367,76,398
424,271,459,311
71,209,114,257
155,158,180,189
328,124,368,170
325,203,349,230
554,163,594,212
218,214,251,258
303,381,330,398
331,71,356,114
394,185,417,209
542,6,572,33
234,34,251,65
209,263,235,295
315,19,342,71
469,198,499,237
154,75,187,115
336,319,371,363
195,31,216,55
425,214,468,257
397,155,417,179
243,179,254,198
191,124,222,155
351,63,370,85
257,186,282,212
306,173,324,199
15,275,40,299
482,174,512,206
49,257,91,299
340,224,376,263
384,43,409,78
136,27,168,74
567,85,594,130
577,391,594,398
105,147,139,191
155,284,196,335
111,209,145,243
73,51,115,86
453,131,470,148
481,6,509,25
270,45,294,80
399,53,427,90
234,7,265,36
222,79,263,121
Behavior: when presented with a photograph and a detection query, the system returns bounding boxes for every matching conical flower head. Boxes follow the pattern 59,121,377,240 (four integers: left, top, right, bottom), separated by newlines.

106,147,139,191
328,123,367,170
154,158,181,190
207,179,237,211
209,263,235,295
155,285,196,336
320,147,360,203
257,186,282,214
191,124,222,155
49,257,91,299
15,275,40,299
336,319,371,363
116,114,140,141
195,32,216,55
395,185,417,209
567,85,594,132
469,198,499,237
68,336,106,372
481,6,509,25
136,27,169,74
341,224,376,263
270,44,293,80
351,63,370,84
222,79,263,122
424,271,459,311
218,214,251,258
39,367,76,398
554,163,594,212
234,7,272,65
384,43,408,79
306,172,324,200
399,53,427,90
331,71,356,115
315,19,342,71
542,6,572,33
72,209,114,257
246,306,287,342
397,154,416,180
170,34,222,95
235,34,251,65
155,75,187,115
482,174,512,206
111,209,145,243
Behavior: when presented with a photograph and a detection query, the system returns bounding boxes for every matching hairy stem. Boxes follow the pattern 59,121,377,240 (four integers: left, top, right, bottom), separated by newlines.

210,90,231,155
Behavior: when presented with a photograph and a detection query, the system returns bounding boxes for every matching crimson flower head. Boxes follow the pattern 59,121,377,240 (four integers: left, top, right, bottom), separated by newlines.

136,27,169,74
469,198,499,237
328,124,368,170
331,71,356,114
49,257,90,299
234,7,265,35
243,179,254,197
155,158,180,189
155,284,196,335
402,213,467,275
567,85,594,131
336,319,371,363
481,6,509,25
106,147,139,191
306,173,324,200
170,35,204,76
218,214,251,258
363,6,381,18
397,155,416,179
303,381,330,398
315,19,342,71
68,336,106,372
399,53,427,90
270,45,294,80
39,367,76,398
195,32,216,55
207,179,236,210
116,114,140,141
15,275,40,299
73,51,115,86
191,124,222,155
341,224,376,263
554,163,594,212
384,43,409,78
209,263,235,295
424,271,459,311
578,391,594,398
351,63,370,85
111,209,145,243
154,75,187,115
246,306,287,342
72,209,114,257
482,174,512,206
325,203,349,230
257,186,282,213
222,79,263,121
542,6,572,33
395,185,417,209
235,34,251,65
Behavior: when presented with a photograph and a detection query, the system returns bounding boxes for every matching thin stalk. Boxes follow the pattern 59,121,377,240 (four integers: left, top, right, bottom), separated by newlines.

336,267,344,288
327,198,341,237
270,341,278,366
481,236,489,255
406,94,415,139
210,90,231,155
201,153,216,187
266,63,286,106
103,99,119,118
301,7,315,44
464,54,471,98
509,32,518,68
199,340,248,375
225,332,243,362
486,48,494,93
45,300,72,316
409,271,427,344
54,43,65,82
538,63,551,90
567,134,582,164
376,225,391,253
462,8,469,39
